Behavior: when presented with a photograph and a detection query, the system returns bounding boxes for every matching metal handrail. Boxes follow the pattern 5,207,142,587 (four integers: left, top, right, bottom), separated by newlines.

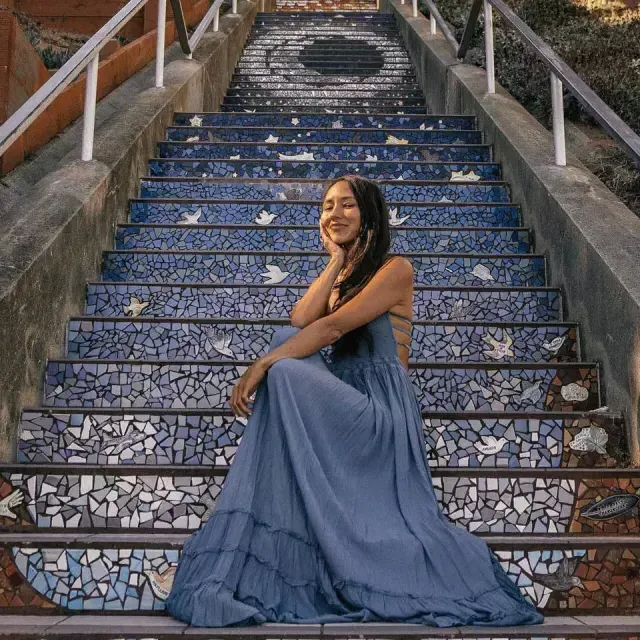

417,0,459,49
188,0,237,56
425,0,640,168
0,0,241,166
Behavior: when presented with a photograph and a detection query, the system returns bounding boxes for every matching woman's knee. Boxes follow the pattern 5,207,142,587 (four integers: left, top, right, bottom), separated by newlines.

268,325,301,350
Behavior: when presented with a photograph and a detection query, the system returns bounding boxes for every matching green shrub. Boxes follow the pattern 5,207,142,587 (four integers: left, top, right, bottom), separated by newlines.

38,46,74,70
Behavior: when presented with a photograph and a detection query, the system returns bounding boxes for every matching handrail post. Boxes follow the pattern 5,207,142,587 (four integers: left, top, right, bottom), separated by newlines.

232,0,237,12
81,54,100,161
213,7,220,30
551,72,567,166
412,0,417,17
430,15,437,34
155,0,167,88
484,0,495,94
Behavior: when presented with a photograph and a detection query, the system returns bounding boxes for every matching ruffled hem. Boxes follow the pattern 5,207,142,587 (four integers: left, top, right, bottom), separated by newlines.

166,510,544,628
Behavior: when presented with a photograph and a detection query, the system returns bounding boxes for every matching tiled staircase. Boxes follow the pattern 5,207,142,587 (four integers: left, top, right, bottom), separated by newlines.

1,9,639,639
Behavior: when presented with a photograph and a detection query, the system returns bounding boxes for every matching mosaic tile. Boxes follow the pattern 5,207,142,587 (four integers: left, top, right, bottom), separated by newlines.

129,201,520,227
102,252,544,287
85,283,562,323
115,226,530,254
147,159,501,182
172,114,476,130
42,361,597,411
158,142,491,162
165,126,483,144
138,179,509,203
65,319,573,363
220,105,430,114
18,411,622,468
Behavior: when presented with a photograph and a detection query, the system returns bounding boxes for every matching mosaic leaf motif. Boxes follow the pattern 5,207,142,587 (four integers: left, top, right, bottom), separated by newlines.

0,491,24,520
569,426,608,455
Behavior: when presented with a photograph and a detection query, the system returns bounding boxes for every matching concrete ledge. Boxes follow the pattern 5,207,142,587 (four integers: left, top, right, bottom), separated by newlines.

0,0,275,461
383,0,640,462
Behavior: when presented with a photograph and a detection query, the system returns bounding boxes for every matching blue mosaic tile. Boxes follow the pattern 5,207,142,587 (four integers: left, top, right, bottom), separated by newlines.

147,159,502,181
129,201,521,227
165,126,483,144
101,252,545,286
222,97,424,108
157,142,491,162
65,320,574,362
19,411,619,467
172,113,476,130
115,226,531,254
138,179,510,203
42,361,598,411
220,105,430,114
85,283,562,323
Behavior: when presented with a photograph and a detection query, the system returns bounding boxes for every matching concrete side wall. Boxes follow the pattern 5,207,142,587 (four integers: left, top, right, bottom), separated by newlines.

0,0,274,461
382,0,640,463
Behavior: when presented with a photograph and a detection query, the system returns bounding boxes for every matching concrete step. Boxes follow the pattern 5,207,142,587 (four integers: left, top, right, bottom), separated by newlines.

2,467,632,534
17,408,624,468
165,126,483,144
85,282,562,323
114,224,530,254
0,532,637,614
157,141,492,163
64,317,576,363
172,113,475,129
137,178,509,203
100,251,545,287
42,360,598,412
147,158,502,181
129,201,518,226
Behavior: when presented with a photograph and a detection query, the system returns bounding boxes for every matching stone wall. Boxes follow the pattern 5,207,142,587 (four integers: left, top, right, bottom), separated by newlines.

382,0,640,463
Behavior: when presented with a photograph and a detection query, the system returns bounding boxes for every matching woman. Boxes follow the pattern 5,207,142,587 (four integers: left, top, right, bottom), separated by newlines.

165,175,544,628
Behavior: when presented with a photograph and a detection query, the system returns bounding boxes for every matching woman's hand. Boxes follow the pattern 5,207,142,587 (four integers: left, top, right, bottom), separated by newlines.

230,359,268,418
320,222,346,264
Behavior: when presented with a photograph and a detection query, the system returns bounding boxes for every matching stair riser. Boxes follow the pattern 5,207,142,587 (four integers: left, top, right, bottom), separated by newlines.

114,227,530,254
223,96,422,106
0,473,628,534
172,114,475,129
101,253,545,287
220,105,430,114
138,180,509,203
226,88,422,98
166,127,483,144
233,72,418,82
86,283,562,323
130,202,519,227
148,159,501,181
65,320,575,363
158,142,491,163
1,543,637,613
42,362,598,412
229,81,420,91
18,411,621,468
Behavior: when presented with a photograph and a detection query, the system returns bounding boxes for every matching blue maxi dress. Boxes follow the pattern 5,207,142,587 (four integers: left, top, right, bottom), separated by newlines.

166,312,544,627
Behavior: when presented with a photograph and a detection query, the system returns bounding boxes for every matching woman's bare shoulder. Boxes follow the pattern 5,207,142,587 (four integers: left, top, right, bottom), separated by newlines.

380,256,413,279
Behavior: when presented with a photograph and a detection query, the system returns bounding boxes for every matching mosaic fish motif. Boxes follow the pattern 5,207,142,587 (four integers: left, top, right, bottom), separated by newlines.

580,489,640,521
533,557,583,592
123,297,150,318
561,382,589,402
102,431,146,455
144,566,177,600
188,115,203,127
0,489,24,519
569,426,609,455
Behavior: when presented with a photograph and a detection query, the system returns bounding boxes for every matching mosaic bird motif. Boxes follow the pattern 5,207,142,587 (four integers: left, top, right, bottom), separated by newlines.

177,209,202,225
325,109,336,113
569,426,609,455
230,154,240,160
365,154,378,162
260,264,290,284
0,489,25,519
278,152,315,161
386,134,408,145
580,489,640,521
186,135,200,142
438,197,453,203
471,263,495,281
474,435,508,454
482,332,514,360
450,170,482,182
244,109,256,113
123,297,150,318
542,335,567,354
331,120,343,128
210,329,235,358
388,207,410,226
255,211,278,225
188,115,203,127
102,430,146,455
560,382,589,402
517,379,543,405
419,123,434,131
448,299,476,321
533,557,583,592
144,566,177,600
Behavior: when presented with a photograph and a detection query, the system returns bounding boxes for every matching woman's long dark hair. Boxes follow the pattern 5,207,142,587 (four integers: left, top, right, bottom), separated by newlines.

323,175,392,358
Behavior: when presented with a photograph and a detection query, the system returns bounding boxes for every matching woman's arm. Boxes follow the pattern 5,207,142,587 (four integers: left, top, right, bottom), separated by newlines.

289,255,344,328
263,256,413,369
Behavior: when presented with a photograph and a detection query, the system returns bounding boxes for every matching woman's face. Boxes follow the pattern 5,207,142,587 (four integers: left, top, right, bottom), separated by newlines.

320,181,362,248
